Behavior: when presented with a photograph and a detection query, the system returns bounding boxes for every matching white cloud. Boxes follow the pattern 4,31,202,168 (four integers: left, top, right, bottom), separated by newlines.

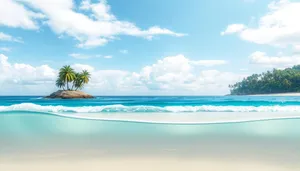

191,60,228,67
76,38,108,48
222,0,300,47
0,54,240,95
293,45,300,52
0,0,44,29
221,24,246,35
71,64,95,72
0,54,56,95
120,49,128,54
0,32,23,43
80,0,116,21
129,55,234,94
249,51,300,67
8,0,185,48
0,55,56,83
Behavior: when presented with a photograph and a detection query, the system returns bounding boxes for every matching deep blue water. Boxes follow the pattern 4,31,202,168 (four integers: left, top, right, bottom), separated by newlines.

2,96,300,106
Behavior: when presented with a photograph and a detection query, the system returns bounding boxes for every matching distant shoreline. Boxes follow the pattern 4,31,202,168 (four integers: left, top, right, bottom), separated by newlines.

248,93,300,96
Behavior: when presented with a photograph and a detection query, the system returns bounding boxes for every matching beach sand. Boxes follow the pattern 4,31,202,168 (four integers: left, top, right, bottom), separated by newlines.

1,136,299,171
1,114,300,171
1,157,298,171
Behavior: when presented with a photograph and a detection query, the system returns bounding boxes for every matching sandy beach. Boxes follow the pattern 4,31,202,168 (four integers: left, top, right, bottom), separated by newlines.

1,157,298,171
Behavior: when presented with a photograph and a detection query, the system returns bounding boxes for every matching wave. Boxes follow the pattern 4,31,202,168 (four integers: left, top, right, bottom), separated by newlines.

1,110,300,124
0,103,300,124
62,114,300,124
1,103,300,113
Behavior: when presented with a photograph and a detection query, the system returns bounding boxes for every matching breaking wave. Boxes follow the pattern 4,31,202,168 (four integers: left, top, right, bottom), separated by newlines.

1,103,300,124
1,103,300,113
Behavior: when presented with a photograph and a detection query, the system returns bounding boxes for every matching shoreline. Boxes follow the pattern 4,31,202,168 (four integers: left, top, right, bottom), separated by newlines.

248,93,300,96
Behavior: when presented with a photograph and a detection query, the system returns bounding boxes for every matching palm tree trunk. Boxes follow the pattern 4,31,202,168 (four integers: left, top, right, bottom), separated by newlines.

67,82,69,90
71,82,75,91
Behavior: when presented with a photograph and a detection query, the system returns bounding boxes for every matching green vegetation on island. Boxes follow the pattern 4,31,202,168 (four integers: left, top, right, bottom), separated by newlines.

45,65,93,99
56,65,91,91
229,65,300,95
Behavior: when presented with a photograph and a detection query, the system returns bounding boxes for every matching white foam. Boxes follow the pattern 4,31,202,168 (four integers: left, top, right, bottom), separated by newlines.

1,103,300,113
59,112,300,124
1,103,300,124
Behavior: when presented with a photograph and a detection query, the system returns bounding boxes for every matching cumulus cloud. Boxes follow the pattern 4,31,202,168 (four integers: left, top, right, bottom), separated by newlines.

0,54,56,95
191,60,227,67
221,24,246,35
0,54,56,83
71,63,95,72
0,54,241,95
129,55,234,93
0,0,44,29
249,51,300,68
222,0,300,47
3,0,185,48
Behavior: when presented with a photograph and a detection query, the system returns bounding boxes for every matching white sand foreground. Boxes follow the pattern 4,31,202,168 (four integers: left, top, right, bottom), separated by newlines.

1,157,299,171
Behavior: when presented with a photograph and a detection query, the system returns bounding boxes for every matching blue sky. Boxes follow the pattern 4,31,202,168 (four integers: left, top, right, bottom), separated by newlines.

0,0,299,95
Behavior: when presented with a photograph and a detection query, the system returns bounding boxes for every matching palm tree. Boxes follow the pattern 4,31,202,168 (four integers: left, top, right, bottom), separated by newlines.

74,70,91,90
55,66,91,91
81,70,91,84
74,73,84,90
55,78,65,90
59,65,76,90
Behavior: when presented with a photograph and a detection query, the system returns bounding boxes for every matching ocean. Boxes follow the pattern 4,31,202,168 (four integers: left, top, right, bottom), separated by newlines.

0,96,300,170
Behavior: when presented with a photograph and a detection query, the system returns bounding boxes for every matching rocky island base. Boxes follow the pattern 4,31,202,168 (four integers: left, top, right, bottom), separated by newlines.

45,90,94,99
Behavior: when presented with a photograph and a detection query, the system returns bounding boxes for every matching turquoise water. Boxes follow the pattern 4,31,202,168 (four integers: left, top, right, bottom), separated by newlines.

2,96,300,113
1,96,300,134
1,96,300,164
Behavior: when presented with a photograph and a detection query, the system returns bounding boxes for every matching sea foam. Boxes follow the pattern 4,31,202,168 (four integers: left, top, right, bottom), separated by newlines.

1,103,300,113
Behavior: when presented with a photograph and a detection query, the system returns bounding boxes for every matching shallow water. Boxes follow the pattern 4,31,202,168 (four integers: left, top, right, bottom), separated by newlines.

0,96,300,169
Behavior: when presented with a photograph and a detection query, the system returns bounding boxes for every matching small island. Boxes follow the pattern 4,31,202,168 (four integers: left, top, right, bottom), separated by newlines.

45,65,94,99
229,65,300,95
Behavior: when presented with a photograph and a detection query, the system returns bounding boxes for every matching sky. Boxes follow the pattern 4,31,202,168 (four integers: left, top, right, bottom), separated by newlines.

0,0,300,95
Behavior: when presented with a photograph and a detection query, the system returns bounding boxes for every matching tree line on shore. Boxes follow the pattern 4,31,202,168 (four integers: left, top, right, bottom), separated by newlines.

56,65,91,91
229,65,300,95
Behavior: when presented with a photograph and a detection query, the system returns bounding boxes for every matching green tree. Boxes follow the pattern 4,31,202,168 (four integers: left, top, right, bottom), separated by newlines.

229,65,300,95
74,70,91,90
59,65,76,90
81,70,91,84
55,66,91,91
55,78,65,90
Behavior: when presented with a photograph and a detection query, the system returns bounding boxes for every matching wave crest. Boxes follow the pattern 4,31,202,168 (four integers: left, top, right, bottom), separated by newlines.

1,103,300,113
